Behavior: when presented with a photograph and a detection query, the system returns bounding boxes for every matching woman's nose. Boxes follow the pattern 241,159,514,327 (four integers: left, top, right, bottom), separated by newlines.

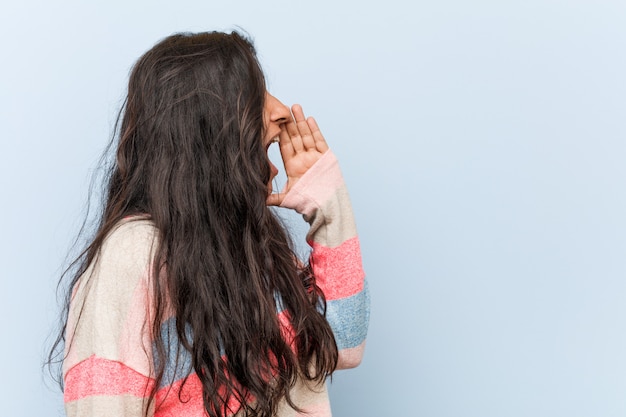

266,93,291,125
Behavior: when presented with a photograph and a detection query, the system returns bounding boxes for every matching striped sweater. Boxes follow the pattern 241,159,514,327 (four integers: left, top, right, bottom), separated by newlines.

63,150,369,416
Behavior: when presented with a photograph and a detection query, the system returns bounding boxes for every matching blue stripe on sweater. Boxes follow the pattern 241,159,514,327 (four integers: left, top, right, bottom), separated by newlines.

325,279,370,350
153,319,198,387
154,281,369,387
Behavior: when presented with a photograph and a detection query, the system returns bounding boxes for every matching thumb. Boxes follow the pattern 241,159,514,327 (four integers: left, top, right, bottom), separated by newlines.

266,192,284,207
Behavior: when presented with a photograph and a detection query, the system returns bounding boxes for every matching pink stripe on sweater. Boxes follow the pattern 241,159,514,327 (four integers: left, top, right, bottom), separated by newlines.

154,374,205,417
155,371,247,417
64,355,154,402
310,236,364,300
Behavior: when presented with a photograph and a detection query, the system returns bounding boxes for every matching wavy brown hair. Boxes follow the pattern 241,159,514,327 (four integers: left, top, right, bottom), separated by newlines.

48,31,338,417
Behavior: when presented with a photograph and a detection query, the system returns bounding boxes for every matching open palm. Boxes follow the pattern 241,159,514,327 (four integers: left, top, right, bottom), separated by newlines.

266,104,329,206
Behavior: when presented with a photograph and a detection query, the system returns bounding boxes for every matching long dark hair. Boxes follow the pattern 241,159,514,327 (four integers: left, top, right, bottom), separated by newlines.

48,31,338,417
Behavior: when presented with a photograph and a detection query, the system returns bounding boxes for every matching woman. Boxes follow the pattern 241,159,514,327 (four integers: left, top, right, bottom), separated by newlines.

50,31,369,417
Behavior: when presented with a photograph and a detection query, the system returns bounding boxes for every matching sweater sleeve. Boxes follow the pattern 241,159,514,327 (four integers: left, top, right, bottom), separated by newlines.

280,150,370,369
63,220,157,417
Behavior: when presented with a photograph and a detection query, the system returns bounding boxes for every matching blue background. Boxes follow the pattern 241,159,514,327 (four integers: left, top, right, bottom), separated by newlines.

1,1,625,416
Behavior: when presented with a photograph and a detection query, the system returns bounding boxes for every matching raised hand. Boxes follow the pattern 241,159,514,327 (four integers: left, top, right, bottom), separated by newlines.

266,104,329,206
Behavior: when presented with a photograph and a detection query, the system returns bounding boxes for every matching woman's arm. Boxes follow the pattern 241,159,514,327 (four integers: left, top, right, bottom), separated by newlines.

63,220,157,417
280,150,369,368
270,105,370,369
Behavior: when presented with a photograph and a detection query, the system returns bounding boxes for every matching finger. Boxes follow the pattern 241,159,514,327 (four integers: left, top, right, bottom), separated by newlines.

306,117,329,153
284,115,304,153
292,104,315,150
291,104,306,123
278,125,295,157
266,192,284,206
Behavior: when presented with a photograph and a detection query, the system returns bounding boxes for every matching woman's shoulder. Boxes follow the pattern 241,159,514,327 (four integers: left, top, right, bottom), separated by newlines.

102,216,158,253
65,217,159,378
81,216,159,293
